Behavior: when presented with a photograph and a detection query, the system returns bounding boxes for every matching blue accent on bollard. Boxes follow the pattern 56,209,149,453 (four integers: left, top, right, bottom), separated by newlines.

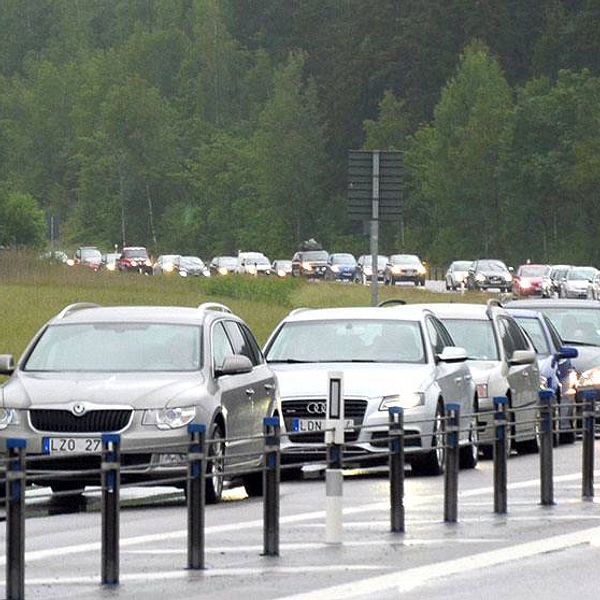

268,453,276,469
493,396,507,407
446,403,461,412
188,423,206,434
7,438,26,450
538,389,553,401
582,388,599,401
264,416,280,427
102,433,121,444
388,406,403,415
291,418,300,432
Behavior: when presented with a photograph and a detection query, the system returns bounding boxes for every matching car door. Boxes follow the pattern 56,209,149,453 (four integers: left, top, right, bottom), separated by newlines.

223,320,276,460
211,321,255,468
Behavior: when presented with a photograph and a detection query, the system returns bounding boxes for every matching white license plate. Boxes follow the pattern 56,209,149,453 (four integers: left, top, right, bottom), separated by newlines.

43,437,102,454
291,418,355,433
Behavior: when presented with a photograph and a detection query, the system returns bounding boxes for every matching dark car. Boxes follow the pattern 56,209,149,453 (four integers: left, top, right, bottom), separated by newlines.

209,256,237,276
117,246,153,275
354,255,389,285
465,259,513,292
383,254,427,286
73,246,102,271
512,264,549,298
324,253,357,281
507,307,578,444
291,250,329,279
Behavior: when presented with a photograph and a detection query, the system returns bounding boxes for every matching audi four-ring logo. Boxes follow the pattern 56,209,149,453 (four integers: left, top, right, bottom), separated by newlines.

306,402,327,415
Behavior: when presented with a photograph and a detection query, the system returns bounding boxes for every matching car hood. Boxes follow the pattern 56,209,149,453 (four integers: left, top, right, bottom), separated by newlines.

465,360,500,383
2,371,205,409
568,346,600,373
271,363,434,397
478,269,510,278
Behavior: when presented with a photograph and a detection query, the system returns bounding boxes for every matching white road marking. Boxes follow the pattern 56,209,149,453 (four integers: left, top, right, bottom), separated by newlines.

275,524,600,600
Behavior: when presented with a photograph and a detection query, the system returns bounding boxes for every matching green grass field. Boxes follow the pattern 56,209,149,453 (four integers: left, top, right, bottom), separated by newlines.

0,250,490,359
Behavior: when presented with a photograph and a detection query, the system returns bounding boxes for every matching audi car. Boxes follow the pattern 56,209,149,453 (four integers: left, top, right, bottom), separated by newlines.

0,302,280,502
465,259,513,292
264,306,477,476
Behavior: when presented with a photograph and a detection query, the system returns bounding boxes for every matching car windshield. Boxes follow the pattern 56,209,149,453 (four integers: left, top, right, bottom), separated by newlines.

302,251,328,261
441,319,499,361
567,268,596,281
520,265,547,277
123,248,148,258
81,248,101,260
24,323,202,372
218,257,237,267
266,319,426,364
513,317,551,356
391,255,420,265
452,261,472,271
181,256,204,267
477,260,507,272
331,254,356,265
242,255,269,265
537,308,600,346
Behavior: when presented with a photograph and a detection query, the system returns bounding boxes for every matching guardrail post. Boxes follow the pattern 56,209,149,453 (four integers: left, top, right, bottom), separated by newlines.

493,396,508,514
6,438,26,600
325,435,343,544
388,407,405,533
539,389,554,506
444,403,460,523
187,423,206,569
263,416,281,556
581,389,597,501
101,433,121,586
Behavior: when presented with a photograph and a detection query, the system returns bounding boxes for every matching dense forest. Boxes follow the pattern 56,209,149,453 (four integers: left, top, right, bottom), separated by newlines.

0,0,599,266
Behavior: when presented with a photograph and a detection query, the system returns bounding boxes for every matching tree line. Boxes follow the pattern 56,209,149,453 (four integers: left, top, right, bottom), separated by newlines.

0,0,599,266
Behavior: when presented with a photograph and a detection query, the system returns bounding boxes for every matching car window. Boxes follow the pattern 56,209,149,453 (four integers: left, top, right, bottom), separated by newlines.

441,318,499,361
500,317,530,353
425,317,451,354
496,318,515,357
513,317,550,356
212,322,235,369
545,317,563,350
240,323,264,366
223,320,259,366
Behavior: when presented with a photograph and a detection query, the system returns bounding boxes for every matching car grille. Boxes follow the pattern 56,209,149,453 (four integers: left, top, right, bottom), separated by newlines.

30,409,133,433
282,398,368,443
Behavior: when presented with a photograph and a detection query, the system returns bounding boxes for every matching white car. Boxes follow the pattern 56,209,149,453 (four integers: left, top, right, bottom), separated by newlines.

413,302,540,456
236,251,272,275
445,260,472,291
264,306,477,476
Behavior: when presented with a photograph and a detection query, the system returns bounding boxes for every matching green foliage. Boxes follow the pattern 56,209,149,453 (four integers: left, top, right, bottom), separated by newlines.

0,192,46,247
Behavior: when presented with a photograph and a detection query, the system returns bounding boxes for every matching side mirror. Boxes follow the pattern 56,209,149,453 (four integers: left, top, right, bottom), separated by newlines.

509,349,536,366
0,354,15,376
215,354,253,377
508,266,514,272
558,346,578,360
437,346,468,363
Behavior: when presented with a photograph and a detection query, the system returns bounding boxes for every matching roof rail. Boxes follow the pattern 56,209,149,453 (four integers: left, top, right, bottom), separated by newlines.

56,302,101,319
485,297,504,318
288,307,312,317
198,302,232,314
377,299,407,307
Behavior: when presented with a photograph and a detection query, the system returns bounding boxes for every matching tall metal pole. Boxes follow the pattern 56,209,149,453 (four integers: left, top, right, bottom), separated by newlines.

6,439,26,600
370,151,380,307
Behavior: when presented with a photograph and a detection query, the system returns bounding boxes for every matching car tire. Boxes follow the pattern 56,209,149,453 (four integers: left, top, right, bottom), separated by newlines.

242,471,263,497
459,400,479,470
50,481,84,496
206,422,225,504
411,403,445,476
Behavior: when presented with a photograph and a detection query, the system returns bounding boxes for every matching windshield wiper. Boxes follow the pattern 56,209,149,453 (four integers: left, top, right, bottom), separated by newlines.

267,359,311,363
562,340,600,347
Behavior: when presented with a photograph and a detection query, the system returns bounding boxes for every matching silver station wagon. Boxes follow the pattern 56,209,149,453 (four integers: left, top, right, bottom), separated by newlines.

0,302,279,502
264,306,478,475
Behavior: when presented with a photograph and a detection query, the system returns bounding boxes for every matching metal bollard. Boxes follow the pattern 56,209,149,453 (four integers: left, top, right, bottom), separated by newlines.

444,403,460,523
493,396,508,514
187,423,206,570
325,437,343,544
581,389,596,501
388,407,405,533
263,416,281,556
101,433,121,586
6,439,26,600
539,389,554,506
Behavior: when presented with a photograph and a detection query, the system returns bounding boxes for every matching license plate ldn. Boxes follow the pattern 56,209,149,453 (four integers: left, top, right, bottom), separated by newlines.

43,437,102,454
291,419,354,433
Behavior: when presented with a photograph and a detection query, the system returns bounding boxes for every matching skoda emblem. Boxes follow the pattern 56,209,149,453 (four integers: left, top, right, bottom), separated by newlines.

72,403,87,417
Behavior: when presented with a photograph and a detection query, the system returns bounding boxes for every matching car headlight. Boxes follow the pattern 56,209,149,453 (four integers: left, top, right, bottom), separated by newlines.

379,393,425,410
0,408,20,430
476,383,488,399
202,269,210,277
278,269,286,277
417,266,427,275
106,263,116,271
142,407,196,430
179,269,188,277
145,260,152,267
302,262,313,271
218,267,228,275
331,265,340,273
475,274,485,282
164,263,174,272
579,367,600,387
520,278,531,289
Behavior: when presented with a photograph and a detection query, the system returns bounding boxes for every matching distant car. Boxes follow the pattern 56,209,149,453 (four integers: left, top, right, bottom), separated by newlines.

236,252,272,276
153,254,181,276
507,307,578,444
117,246,153,275
0,302,279,503
546,265,571,298
559,266,599,299
291,250,329,279
102,252,121,272
512,264,549,298
272,260,293,277
324,253,357,281
465,259,512,292
383,254,427,286
354,255,388,285
416,301,540,456
73,246,102,271
264,305,477,475
209,256,237,276
445,261,472,291
178,256,210,278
